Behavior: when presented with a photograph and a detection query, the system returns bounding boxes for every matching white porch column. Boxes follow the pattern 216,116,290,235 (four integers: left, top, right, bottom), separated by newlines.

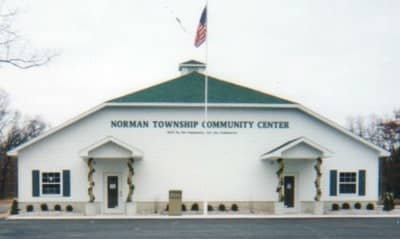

274,158,285,214
313,157,323,214
276,158,285,202
85,157,97,216
126,157,137,215
87,157,96,202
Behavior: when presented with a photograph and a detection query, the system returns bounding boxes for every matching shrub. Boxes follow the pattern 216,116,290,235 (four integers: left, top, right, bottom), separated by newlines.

10,199,19,215
383,192,395,211
181,204,186,211
54,204,62,211
40,203,48,211
231,204,239,212
207,205,214,211
191,203,199,211
366,203,374,210
218,204,226,212
342,203,350,210
66,205,73,212
26,205,34,212
331,203,339,211
354,202,361,210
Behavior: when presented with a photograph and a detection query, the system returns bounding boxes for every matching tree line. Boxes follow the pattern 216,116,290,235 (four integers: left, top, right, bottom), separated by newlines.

347,111,400,198
0,90,48,198
0,0,53,198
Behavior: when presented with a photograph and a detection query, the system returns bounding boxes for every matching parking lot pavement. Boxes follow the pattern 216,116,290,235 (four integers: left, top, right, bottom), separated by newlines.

1,218,400,238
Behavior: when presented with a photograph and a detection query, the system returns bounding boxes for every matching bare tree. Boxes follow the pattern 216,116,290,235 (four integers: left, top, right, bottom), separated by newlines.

0,0,55,69
346,115,384,148
0,90,48,198
347,111,400,198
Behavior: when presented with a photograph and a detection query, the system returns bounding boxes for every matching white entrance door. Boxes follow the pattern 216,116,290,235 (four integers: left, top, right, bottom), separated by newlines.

104,173,123,214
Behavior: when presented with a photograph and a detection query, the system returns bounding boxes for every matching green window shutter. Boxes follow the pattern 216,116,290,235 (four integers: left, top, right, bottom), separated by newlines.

62,170,71,197
358,170,366,196
32,170,40,197
330,170,337,196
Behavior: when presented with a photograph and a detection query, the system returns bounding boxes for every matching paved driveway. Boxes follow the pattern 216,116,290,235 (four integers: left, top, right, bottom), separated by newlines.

1,218,400,238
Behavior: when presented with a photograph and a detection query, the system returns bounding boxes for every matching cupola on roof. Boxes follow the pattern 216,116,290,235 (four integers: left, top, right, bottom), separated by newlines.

178,59,206,75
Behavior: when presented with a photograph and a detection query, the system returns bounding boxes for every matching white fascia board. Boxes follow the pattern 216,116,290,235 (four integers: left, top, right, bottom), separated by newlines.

296,105,390,157
7,103,107,157
79,136,143,159
260,154,280,161
260,137,332,160
297,137,333,156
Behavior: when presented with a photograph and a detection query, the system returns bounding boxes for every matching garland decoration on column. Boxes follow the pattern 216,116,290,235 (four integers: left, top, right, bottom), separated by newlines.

276,158,284,202
314,157,322,201
126,158,135,202
87,158,95,202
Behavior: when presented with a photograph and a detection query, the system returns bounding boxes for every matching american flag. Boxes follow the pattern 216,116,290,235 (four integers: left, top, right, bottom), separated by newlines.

194,6,207,48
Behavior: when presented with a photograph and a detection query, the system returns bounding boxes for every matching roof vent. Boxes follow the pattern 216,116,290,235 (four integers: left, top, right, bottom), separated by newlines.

179,60,206,75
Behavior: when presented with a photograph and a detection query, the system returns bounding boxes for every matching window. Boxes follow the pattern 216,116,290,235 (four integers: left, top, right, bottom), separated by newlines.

339,172,357,194
42,172,61,195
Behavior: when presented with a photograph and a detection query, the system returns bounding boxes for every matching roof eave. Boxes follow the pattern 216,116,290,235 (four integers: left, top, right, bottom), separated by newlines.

7,103,107,157
8,101,390,158
79,136,144,159
296,105,391,157
261,137,333,160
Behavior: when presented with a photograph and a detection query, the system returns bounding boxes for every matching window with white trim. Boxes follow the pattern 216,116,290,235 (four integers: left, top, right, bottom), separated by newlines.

339,172,357,194
41,172,61,195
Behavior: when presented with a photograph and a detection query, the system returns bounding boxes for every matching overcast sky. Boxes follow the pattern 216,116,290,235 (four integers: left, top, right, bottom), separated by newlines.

1,0,399,127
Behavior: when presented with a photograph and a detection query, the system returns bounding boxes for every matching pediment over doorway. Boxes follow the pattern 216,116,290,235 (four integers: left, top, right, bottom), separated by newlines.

79,136,143,159
260,137,332,160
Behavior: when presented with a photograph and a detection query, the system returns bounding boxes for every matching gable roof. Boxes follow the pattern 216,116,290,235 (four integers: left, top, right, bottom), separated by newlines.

6,70,390,158
264,137,302,155
108,71,294,104
79,136,143,159
261,137,332,160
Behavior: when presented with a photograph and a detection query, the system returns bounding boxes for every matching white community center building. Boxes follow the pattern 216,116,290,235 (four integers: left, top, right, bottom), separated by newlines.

8,60,389,215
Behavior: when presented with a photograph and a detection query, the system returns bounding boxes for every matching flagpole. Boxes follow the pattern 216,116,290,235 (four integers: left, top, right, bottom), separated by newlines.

203,1,209,216
204,41,208,123
204,2,208,124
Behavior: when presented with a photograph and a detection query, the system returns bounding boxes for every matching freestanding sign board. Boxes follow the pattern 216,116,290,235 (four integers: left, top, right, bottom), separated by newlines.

168,190,182,216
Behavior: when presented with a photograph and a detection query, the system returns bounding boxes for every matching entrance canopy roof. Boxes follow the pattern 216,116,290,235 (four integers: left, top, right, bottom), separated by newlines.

79,136,143,159
261,137,332,160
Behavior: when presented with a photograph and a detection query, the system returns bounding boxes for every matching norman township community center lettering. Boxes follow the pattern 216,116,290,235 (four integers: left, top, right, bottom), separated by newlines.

110,120,289,129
